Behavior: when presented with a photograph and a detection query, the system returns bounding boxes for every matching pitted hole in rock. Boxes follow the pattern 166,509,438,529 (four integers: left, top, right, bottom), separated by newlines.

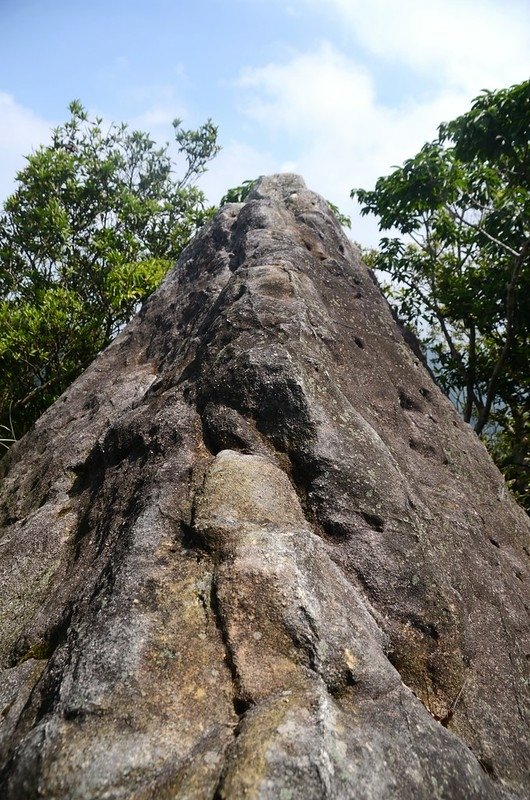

328,668,359,700
408,438,438,460
398,389,422,412
407,615,439,641
478,758,498,781
361,511,385,532
319,517,355,542
489,538,500,549
180,519,207,558
233,697,253,717
63,706,90,722
354,336,365,349
419,387,433,401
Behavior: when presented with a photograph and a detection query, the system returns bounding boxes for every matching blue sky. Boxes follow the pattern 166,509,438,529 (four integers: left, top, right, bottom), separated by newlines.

1,0,529,244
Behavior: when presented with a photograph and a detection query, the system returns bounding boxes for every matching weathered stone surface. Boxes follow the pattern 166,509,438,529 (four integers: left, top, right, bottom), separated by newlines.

0,174,528,799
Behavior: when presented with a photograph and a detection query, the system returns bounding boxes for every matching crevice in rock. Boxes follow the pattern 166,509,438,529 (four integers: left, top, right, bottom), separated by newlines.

170,274,251,389
209,575,252,721
350,566,380,602
431,679,468,730
179,518,206,556
73,475,145,564
0,728,43,797
292,605,319,673
85,554,120,611
32,662,66,726
211,771,227,800
315,516,355,542
200,415,224,457
8,604,74,670
388,635,470,737
199,404,269,458
69,424,150,499
282,453,321,529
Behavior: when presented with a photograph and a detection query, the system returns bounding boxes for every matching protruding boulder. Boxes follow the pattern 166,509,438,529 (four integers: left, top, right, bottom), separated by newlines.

0,175,528,799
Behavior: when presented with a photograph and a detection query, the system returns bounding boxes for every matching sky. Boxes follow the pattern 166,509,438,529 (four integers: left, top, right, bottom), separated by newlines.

1,0,529,245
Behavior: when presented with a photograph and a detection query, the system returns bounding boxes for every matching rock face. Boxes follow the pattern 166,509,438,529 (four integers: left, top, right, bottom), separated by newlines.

0,175,528,799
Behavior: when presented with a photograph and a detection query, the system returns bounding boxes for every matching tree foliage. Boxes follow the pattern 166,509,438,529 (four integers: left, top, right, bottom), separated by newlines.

0,101,220,442
220,179,257,204
353,79,530,509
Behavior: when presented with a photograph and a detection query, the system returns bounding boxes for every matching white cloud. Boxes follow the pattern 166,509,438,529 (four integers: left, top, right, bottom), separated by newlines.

290,0,530,93
234,0,529,245
125,82,189,139
130,105,184,131
0,93,53,201
238,44,375,137
236,42,480,243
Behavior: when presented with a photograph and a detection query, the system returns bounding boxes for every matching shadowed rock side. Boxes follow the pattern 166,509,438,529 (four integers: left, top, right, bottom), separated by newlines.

0,175,528,799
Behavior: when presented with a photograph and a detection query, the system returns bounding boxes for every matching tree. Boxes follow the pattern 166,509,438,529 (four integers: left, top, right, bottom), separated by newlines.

0,101,220,442
353,79,530,509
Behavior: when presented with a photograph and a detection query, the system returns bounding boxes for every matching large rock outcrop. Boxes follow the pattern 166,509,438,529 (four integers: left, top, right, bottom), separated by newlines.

0,175,528,799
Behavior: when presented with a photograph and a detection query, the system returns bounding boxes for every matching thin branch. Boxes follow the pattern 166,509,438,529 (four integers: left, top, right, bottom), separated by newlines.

398,275,484,412
464,322,476,424
448,206,519,258
13,375,59,410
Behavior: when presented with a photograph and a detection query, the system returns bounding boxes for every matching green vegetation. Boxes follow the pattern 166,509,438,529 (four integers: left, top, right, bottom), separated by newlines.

0,101,219,441
220,179,257,204
353,79,530,509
